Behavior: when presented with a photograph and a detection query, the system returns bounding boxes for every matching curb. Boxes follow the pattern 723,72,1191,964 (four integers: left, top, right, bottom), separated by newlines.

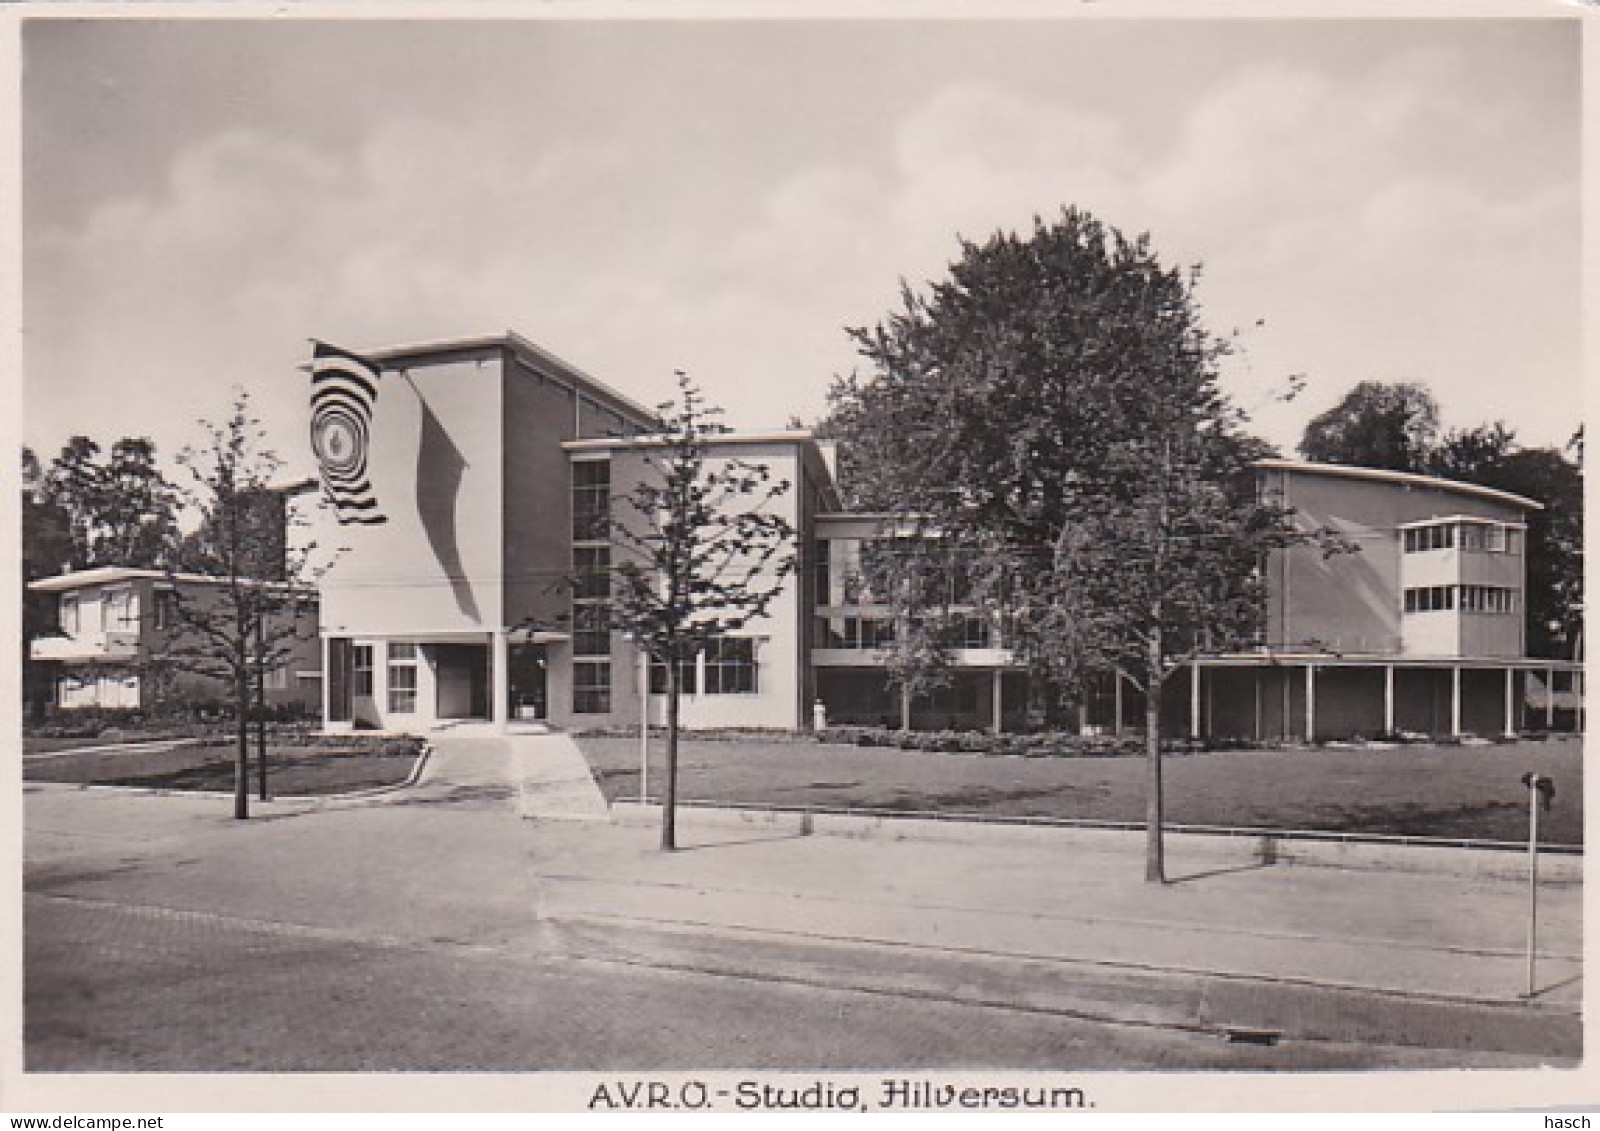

546,913,1582,1061
22,742,436,809
609,801,1585,882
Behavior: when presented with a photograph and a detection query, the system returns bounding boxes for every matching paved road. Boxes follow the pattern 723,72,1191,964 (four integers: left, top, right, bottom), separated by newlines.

27,889,1527,1075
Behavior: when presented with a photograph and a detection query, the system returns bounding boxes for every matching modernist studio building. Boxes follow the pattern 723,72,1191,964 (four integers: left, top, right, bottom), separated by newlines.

302,331,1581,741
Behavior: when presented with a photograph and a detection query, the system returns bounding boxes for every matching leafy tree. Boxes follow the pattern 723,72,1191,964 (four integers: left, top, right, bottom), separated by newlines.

95,438,181,568
1426,422,1517,481
831,207,1326,882
21,447,75,721
159,393,321,819
1298,380,1441,472
608,374,797,851
34,435,179,569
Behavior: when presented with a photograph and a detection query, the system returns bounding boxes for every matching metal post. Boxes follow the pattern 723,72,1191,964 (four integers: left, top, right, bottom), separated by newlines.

639,647,649,804
1383,664,1395,735
1504,667,1515,738
1190,662,1201,740
1526,774,1541,998
1451,665,1462,737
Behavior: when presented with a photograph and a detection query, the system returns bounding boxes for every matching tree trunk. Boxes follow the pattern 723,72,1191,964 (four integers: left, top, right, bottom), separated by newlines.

899,683,911,732
1145,638,1165,884
256,664,268,802
661,660,680,852
234,672,250,821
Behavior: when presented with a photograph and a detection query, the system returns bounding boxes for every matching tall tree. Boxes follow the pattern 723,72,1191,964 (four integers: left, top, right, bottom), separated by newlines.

159,393,320,819
1298,380,1441,472
35,435,179,569
21,447,76,720
94,438,181,568
831,207,1326,882
608,374,796,851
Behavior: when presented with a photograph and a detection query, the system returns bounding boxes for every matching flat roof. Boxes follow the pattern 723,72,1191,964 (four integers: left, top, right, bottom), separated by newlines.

28,566,314,595
366,331,658,426
1253,458,1543,512
563,429,818,453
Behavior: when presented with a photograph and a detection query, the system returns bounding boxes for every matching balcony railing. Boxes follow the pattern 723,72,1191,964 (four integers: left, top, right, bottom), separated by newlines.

30,630,141,662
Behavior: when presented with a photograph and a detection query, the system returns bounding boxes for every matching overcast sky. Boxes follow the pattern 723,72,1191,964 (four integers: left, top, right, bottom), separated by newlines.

22,14,1582,480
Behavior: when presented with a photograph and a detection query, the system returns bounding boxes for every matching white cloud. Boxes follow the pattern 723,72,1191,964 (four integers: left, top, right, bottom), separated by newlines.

26,38,1578,479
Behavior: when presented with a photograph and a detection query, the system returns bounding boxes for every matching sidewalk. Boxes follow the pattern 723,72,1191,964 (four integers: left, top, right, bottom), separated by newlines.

522,804,1582,1059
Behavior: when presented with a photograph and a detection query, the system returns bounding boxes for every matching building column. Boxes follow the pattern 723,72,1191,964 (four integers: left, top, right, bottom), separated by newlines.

1546,664,1556,730
492,630,510,731
1504,667,1516,738
991,669,1003,736
1383,664,1395,735
1190,663,1202,740
320,635,332,728
1578,669,1585,734
1451,665,1462,737
1304,664,1316,744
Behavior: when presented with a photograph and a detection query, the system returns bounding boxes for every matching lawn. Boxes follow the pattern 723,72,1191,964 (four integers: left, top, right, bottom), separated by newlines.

574,733,1585,847
23,734,427,797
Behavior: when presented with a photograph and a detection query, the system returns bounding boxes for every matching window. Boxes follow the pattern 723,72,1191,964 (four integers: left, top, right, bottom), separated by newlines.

814,540,832,607
1403,523,1455,553
650,654,699,695
573,546,611,600
1460,585,1517,614
573,603,612,657
572,459,611,542
387,642,417,713
703,638,757,695
103,587,138,631
951,614,991,650
60,594,80,635
353,645,374,697
154,588,178,631
1403,586,1456,613
573,660,612,714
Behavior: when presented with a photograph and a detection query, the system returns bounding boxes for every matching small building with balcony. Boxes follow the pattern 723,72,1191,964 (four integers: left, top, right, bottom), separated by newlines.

27,567,322,714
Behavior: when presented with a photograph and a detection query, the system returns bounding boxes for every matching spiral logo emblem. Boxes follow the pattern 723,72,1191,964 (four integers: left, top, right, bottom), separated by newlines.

310,342,388,525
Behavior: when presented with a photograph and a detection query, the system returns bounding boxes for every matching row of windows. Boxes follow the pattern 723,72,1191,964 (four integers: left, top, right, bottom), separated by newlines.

817,614,992,650
1402,522,1521,554
647,638,759,696
573,460,614,714
1403,585,1518,614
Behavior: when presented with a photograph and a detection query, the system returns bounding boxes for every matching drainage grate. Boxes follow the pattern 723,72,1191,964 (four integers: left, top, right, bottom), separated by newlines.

1221,1026,1282,1046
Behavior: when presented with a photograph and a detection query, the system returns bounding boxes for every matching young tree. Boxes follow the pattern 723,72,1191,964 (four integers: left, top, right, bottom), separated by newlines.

160,393,320,820
831,207,1328,882
1297,380,1441,472
608,374,796,851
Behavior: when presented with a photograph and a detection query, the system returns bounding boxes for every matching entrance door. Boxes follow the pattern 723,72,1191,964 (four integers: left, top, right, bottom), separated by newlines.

508,643,548,720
